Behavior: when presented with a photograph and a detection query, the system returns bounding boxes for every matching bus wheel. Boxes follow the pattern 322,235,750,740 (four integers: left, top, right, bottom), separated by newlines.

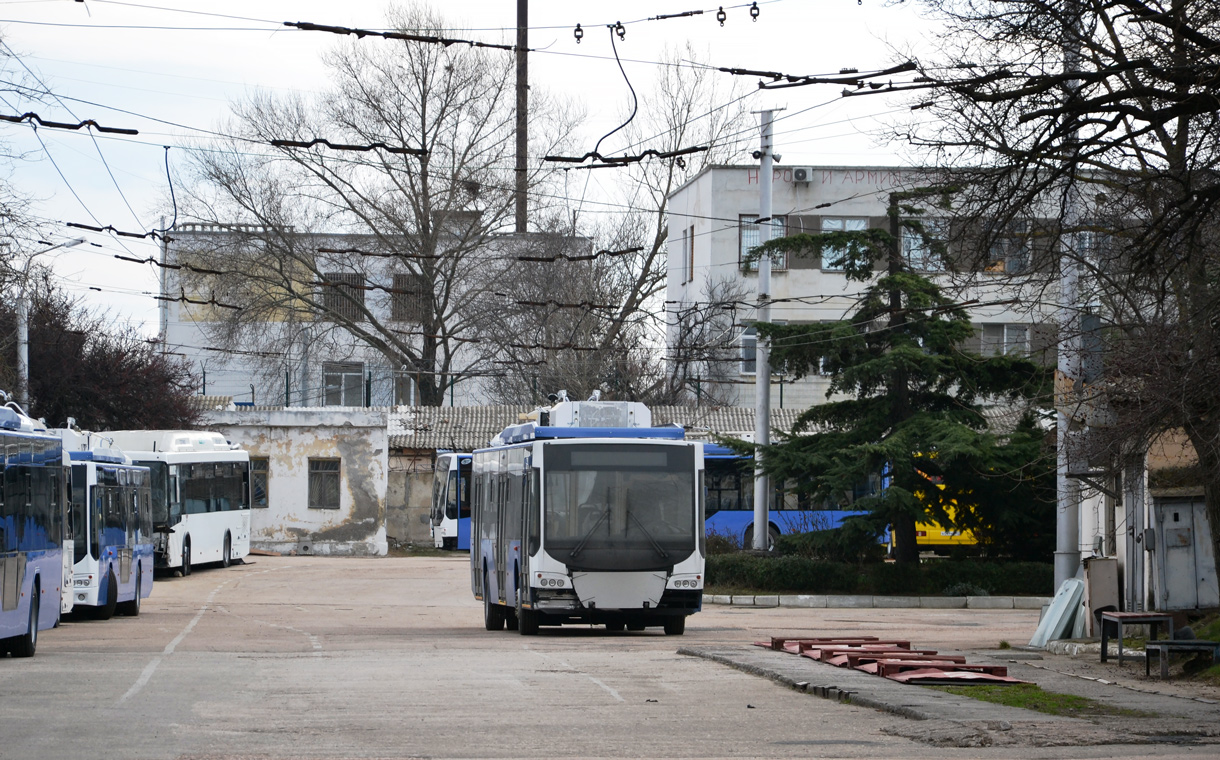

181,542,192,577
221,535,232,568
517,605,539,636
118,570,141,616
744,525,781,551
664,617,686,636
95,572,118,621
11,582,39,657
482,572,504,631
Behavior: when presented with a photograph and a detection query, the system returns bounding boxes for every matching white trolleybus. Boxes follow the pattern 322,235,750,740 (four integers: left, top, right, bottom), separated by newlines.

0,400,66,656
54,429,155,619
431,452,472,550
472,399,705,636
103,430,251,575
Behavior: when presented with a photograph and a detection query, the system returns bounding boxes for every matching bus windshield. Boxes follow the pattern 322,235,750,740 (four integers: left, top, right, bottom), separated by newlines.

543,443,696,572
141,461,173,527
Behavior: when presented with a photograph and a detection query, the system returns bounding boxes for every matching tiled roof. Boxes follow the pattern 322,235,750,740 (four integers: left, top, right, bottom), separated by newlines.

388,405,807,451
390,405,532,450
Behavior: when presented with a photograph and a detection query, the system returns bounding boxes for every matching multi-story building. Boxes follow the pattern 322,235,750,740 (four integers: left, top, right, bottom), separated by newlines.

666,165,1057,408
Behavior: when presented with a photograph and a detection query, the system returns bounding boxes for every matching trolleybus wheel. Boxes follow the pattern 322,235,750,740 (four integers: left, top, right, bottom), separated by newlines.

663,617,686,636
11,582,39,657
96,571,118,620
517,605,539,636
221,535,231,568
743,524,781,552
483,572,504,631
118,569,141,616
181,541,192,577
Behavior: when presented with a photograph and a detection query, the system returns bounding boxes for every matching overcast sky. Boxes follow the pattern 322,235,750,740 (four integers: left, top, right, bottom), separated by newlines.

0,0,939,331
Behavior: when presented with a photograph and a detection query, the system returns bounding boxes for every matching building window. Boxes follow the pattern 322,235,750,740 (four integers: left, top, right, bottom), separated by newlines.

322,362,364,406
391,273,430,323
740,326,757,374
985,222,1030,274
902,219,946,272
820,217,868,271
739,215,787,271
250,457,269,508
321,272,366,321
308,459,341,510
980,324,1029,355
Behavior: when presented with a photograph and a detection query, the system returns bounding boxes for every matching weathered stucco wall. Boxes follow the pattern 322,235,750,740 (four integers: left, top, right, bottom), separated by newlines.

386,453,437,547
203,408,389,556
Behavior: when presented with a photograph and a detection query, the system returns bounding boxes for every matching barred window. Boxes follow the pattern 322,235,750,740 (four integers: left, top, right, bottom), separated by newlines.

250,457,269,509
308,459,341,510
391,273,430,323
739,215,787,271
322,272,366,321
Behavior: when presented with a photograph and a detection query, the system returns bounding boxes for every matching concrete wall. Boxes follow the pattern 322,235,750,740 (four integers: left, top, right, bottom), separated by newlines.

204,408,389,556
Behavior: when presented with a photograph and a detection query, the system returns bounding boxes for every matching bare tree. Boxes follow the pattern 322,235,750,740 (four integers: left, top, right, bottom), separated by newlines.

178,4,580,406
484,43,751,404
898,0,1220,567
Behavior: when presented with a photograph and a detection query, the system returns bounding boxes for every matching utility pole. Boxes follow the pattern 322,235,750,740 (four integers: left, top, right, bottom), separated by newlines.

514,0,528,233
1055,1,1084,590
159,215,169,348
751,109,781,550
16,238,85,411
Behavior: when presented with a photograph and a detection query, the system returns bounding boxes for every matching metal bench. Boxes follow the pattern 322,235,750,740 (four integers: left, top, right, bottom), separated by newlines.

1099,611,1174,667
1144,640,1220,678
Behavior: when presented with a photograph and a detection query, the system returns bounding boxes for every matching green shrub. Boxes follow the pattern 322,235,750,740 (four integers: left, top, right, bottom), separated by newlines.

776,524,886,564
705,554,1053,595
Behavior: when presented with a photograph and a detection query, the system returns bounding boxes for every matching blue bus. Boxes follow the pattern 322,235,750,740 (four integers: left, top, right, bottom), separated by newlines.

0,404,66,657
65,448,154,619
431,452,471,550
703,444,869,549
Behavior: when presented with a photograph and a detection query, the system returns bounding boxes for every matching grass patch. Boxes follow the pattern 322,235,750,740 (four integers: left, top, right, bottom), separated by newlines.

929,683,1156,718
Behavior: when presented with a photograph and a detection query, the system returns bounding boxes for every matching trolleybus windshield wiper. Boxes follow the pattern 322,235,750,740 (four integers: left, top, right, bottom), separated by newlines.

569,508,609,559
627,509,669,560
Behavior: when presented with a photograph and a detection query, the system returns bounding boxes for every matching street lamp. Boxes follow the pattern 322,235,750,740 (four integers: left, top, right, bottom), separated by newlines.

15,237,86,411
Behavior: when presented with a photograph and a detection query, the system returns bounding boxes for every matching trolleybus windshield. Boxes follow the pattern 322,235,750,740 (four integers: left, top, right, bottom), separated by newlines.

543,443,696,572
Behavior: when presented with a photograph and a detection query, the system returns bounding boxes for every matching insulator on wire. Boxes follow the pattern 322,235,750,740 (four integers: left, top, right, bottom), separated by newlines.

614,21,625,40
751,2,760,20
574,23,583,43
717,7,726,26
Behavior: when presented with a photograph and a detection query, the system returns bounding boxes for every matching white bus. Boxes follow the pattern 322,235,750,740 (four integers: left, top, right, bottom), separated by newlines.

103,431,251,574
472,400,705,636
431,452,472,550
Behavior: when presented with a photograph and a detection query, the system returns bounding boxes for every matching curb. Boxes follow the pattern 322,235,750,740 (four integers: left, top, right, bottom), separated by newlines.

708,594,1051,609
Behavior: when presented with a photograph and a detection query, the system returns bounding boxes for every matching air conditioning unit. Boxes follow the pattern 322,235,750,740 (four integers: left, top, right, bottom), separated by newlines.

792,166,814,183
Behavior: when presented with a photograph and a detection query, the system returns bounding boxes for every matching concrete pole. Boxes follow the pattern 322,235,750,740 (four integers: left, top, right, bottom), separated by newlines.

1055,0,1083,590
752,110,776,551
514,0,528,233
16,289,29,409
159,215,169,346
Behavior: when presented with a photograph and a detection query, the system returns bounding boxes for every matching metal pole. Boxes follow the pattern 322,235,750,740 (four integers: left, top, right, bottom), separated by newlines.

752,110,776,551
514,0,528,233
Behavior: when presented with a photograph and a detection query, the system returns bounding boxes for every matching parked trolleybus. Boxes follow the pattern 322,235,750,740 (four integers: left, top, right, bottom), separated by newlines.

0,399,66,657
703,444,869,549
472,399,704,636
54,428,154,619
431,452,471,550
103,430,251,574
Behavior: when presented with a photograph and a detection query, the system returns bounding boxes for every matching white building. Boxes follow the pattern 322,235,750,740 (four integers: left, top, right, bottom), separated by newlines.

666,165,1056,408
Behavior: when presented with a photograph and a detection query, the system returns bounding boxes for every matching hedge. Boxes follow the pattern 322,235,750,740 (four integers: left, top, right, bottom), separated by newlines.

705,555,1053,596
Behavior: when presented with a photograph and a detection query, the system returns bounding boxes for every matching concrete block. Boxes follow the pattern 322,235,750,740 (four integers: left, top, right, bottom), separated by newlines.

779,595,827,608
754,595,780,607
826,595,874,608
710,594,732,605
874,595,920,608
920,596,967,609
731,595,755,606
967,596,1014,609
1013,596,1053,610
